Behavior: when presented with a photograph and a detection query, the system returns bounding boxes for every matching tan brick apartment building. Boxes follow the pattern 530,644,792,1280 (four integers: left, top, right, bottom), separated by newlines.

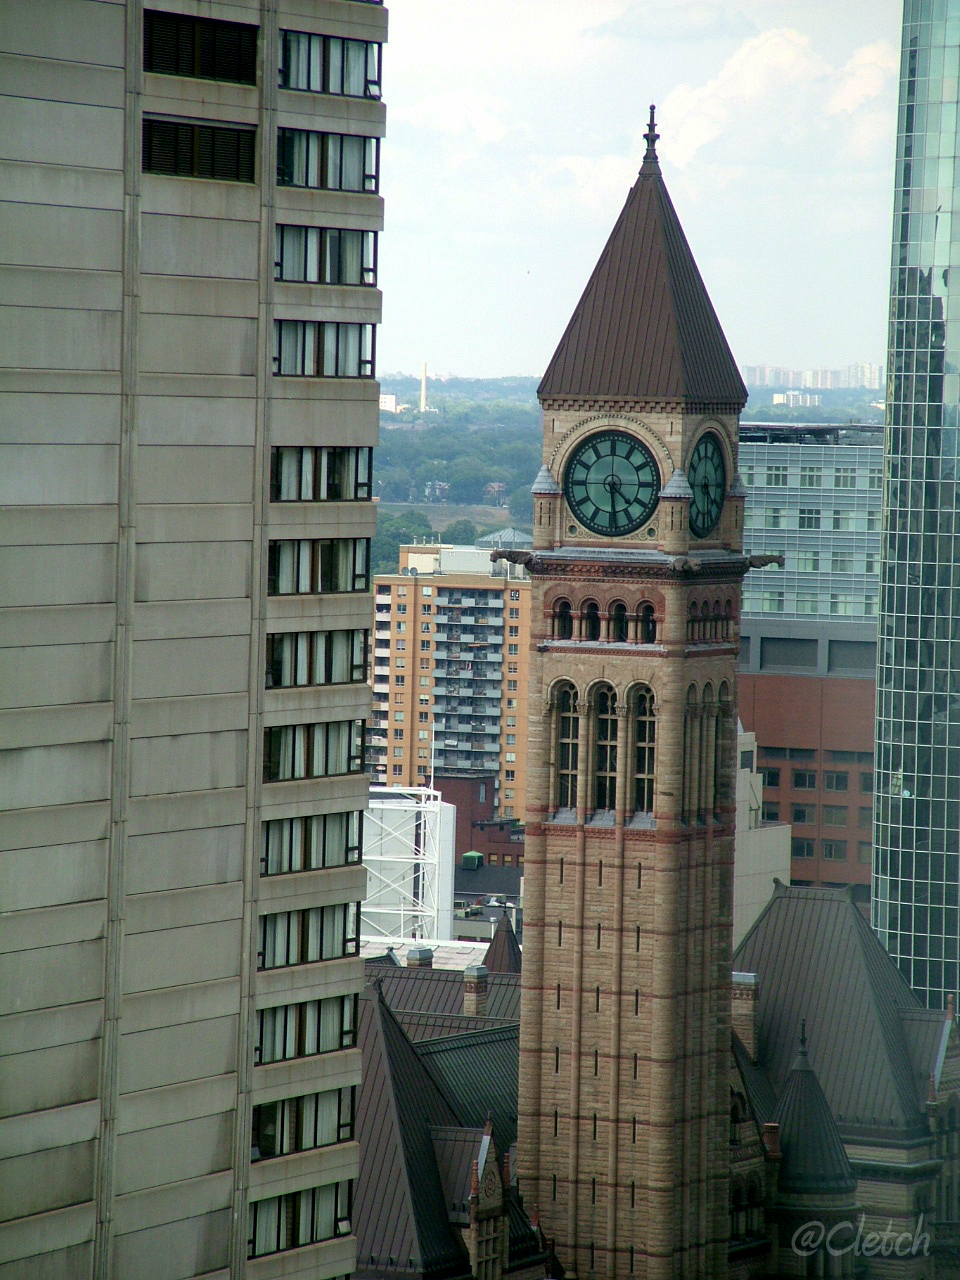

369,544,531,819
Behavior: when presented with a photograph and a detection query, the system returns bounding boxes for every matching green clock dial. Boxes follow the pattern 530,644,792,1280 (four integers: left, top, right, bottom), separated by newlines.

688,432,726,538
563,430,660,537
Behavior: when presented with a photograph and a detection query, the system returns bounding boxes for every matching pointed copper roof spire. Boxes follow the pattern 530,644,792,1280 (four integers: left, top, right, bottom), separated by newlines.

773,1021,857,1196
641,103,660,173
538,107,747,410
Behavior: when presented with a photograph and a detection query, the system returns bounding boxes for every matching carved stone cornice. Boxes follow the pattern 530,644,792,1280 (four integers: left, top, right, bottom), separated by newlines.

491,547,783,583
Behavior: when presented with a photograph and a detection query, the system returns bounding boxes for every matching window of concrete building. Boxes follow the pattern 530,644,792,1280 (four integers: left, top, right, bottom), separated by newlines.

248,1179,352,1257
263,720,364,782
796,591,818,613
766,465,788,486
275,226,377,286
824,771,849,791
266,628,367,688
762,802,779,822
823,805,848,826
800,465,821,488
252,1086,355,1162
261,811,361,875
273,320,375,378
791,838,815,858
267,537,369,595
760,638,817,669
859,806,873,828
277,128,379,192
792,804,816,825
858,841,873,864
145,10,257,83
760,767,780,787
834,467,856,489
823,840,847,861
799,508,821,529
796,551,819,571
761,591,784,612
832,510,855,531
255,994,357,1065
258,902,359,968
861,771,873,793
142,117,256,181
279,30,381,97
793,770,816,790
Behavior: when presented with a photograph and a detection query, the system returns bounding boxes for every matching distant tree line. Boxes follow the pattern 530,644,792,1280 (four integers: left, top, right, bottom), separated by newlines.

375,419,540,519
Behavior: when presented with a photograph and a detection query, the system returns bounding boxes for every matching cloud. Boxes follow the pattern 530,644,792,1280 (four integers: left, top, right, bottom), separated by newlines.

592,0,757,44
393,89,509,145
660,28,828,168
826,41,898,115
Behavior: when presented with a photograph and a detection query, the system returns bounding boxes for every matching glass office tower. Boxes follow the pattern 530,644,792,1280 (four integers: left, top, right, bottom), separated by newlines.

874,0,960,1009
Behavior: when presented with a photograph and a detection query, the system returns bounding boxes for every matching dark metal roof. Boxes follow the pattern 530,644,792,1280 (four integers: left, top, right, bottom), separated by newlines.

397,1010,518,1042
368,965,521,1022
734,882,935,1140
483,914,522,975
431,1125,484,1225
416,1024,520,1157
355,987,472,1280
731,1031,778,1132
538,141,746,410
773,1034,857,1197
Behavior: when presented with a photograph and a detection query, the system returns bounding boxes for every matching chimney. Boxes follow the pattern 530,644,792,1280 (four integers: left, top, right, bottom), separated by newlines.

464,964,488,1016
406,946,434,969
731,971,759,1061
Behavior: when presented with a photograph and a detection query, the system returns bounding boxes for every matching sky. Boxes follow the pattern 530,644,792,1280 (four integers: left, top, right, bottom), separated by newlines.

376,0,903,379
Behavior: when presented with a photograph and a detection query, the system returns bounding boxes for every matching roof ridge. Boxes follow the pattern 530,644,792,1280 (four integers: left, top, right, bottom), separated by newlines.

418,1024,520,1052
370,989,428,1270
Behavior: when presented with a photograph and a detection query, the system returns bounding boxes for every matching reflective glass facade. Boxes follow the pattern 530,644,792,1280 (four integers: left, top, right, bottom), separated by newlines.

874,0,960,1009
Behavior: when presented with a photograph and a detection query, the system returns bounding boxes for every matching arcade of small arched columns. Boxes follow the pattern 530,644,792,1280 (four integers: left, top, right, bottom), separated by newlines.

541,586,739,648
543,675,736,825
542,583,665,646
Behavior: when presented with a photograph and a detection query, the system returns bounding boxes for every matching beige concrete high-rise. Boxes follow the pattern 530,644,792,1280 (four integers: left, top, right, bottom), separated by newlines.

0,2,384,1277
511,114,753,1279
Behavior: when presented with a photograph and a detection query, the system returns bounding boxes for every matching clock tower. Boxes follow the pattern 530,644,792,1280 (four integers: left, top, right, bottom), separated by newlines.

506,110,750,1280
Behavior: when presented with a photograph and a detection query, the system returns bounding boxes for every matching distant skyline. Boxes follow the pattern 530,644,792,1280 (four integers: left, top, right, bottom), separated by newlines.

377,0,901,379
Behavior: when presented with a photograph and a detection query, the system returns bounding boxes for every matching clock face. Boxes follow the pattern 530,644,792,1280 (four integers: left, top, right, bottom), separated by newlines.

688,432,726,538
562,430,660,537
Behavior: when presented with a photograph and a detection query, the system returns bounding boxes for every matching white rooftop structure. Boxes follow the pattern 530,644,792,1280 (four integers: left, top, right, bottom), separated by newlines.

361,786,456,941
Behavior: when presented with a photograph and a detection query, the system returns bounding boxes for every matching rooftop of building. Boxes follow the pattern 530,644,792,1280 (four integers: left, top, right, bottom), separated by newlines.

734,880,954,1141
739,422,883,445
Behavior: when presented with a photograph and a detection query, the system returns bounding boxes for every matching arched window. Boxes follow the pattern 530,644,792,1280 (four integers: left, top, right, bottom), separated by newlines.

610,601,628,642
711,600,722,639
554,599,573,640
639,604,657,644
687,602,699,642
730,1185,745,1241
746,1181,763,1236
723,598,733,640
594,685,617,810
633,685,655,812
556,683,579,808
582,601,601,641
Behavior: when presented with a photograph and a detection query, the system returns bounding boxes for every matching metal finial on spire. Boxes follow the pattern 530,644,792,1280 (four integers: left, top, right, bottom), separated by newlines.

642,103,660,166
